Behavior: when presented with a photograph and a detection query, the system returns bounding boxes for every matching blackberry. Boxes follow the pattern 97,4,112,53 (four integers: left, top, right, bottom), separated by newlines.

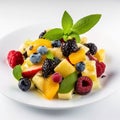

39,30,46,38
42,57,61,77
84,43,97,55
61,38,78,57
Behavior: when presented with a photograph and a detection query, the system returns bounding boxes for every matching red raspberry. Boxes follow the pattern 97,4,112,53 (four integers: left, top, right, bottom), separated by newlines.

75,76,93,95
7,50,24,68
52,72,62,83
96,62,106,77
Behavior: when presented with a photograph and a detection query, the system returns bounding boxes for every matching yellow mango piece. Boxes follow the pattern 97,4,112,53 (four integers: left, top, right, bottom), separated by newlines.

43,76,59,100
69,48,86,65
94,49,105,62
54,59,75,78
27,39,52,56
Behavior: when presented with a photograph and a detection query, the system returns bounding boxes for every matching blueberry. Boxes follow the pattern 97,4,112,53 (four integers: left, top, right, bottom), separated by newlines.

37,46,48,55
18,78,31,91
52,40,61,47
76,62,85,72
30,53,42,64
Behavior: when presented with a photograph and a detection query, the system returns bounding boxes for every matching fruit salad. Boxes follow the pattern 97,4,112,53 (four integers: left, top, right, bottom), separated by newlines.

7,11,106,100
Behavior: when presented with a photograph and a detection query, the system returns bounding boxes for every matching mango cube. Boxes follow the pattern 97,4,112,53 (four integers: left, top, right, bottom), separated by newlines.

69,48,86,65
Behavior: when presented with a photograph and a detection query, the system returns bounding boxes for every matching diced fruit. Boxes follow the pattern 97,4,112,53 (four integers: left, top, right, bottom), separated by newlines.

22,65,42,78
58,89,73,100
75,76,93,95
54,59,75,77
94,49,105,62
52,40,61,47
18,78,31,91
77,43,89,53
82,60,97,81
48,48,64,60
43,76,59,99
84,43,97,55
92,78,101,90
32,72,44,91
58,72,77,93
80,37,87,44
69,48,86,65
7,50,24,68
37,46,48,55
76,62,85,72
61,39,78,57
82,60,101,90
52,72,62,83
19,40,32,54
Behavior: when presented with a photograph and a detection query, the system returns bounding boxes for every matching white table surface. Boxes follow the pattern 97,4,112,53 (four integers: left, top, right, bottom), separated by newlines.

0,0,120,120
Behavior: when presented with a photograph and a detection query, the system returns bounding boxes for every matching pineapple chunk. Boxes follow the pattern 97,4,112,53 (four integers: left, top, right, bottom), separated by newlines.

58,89,73,100
92,78,101,90
19,40,32,54
80,37,87,44
32,72,44,92
48,48,64,60
77,43,89,53
82,60,101,90
94,49,105,62
54,59,75,78
82,60,97,81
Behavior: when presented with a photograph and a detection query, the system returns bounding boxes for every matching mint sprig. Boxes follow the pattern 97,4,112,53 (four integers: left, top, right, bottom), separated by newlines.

72,14,101,34
43,11,101,43
13,65,22,80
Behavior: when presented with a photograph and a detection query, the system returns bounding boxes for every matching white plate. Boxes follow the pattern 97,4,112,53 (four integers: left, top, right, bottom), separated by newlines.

0,25,120,110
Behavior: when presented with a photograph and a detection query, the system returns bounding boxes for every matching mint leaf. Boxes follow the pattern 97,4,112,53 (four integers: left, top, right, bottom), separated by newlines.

59,72,77,93
46,50,54,60
43,28,64,40
69,32,80,43
72,14,101,35
62,11,73,34
13,65,22,80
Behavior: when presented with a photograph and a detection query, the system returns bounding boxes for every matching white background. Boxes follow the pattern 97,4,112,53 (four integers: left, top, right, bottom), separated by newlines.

0,0,120,120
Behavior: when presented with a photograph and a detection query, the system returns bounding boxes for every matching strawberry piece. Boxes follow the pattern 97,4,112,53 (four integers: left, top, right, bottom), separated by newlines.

22,65,42,78
7,50,24,68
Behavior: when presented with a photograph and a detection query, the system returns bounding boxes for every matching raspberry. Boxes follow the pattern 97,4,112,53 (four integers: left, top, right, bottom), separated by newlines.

96,62,106,77
52,72,62,83
7,50,24,68
75,76,93,95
